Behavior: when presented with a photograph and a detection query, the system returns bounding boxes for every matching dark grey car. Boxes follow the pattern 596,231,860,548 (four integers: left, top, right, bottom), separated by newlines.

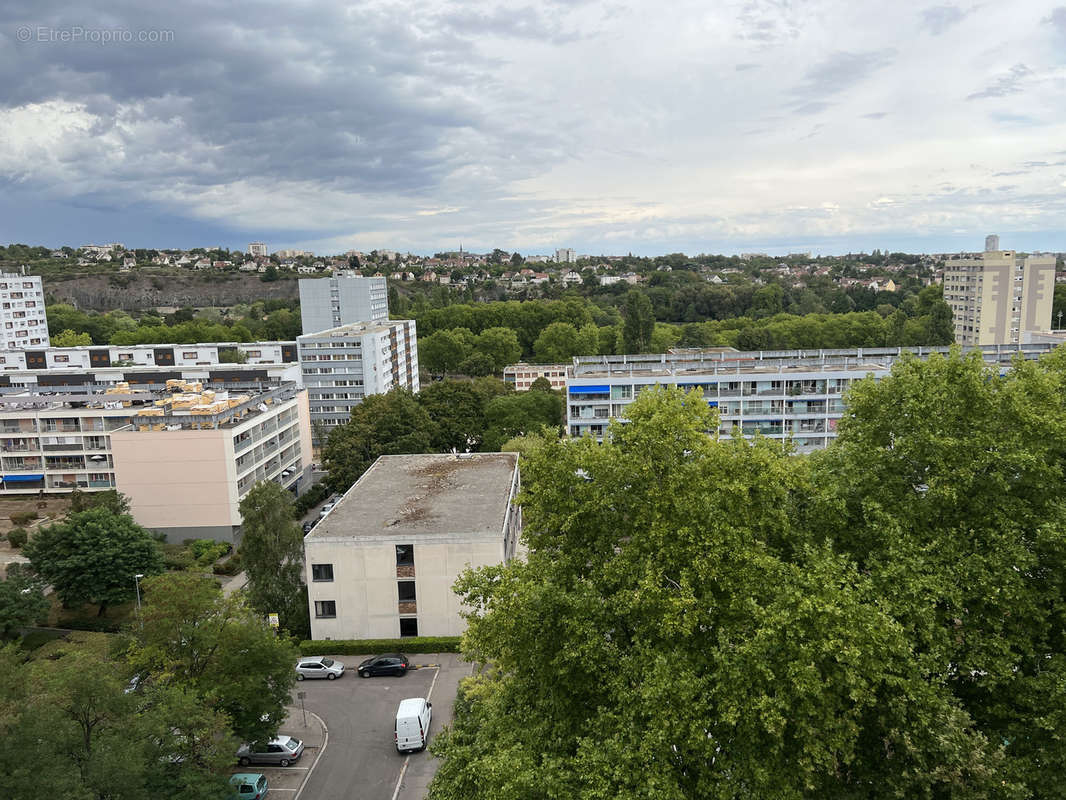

236,735,304,767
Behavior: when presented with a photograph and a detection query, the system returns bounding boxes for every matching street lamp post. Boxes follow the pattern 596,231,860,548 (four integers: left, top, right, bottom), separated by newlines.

134,573,144,612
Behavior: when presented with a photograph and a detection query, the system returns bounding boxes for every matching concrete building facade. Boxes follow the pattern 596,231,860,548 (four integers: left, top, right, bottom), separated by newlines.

943,249,1056,345
248,242,269,256
555,248,576,264
984,234,1000,252
0,273,49,350
112,383,311,542
297,320,418,431
566,345,1059,453
305,452,520,640
503,362,572,391
298,275,388,334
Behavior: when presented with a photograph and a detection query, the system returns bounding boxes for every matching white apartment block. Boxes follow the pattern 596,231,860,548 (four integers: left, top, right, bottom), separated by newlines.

297,319,419,431
0,273,49,350
299,275,388,334
112,384,311,542
555,248,576,264
943,249,1055,345
503,362,572,391
248,242,269,257
0,380,312,542
0,341,299,372
305,453,520,640
566,345,1058,454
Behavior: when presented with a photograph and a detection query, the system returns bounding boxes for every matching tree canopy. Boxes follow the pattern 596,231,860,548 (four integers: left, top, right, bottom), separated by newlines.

430,356,1066,798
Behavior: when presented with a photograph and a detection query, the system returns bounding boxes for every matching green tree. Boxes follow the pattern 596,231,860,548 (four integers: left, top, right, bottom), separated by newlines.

23,508,163,616
0,564,49,639
429,388,1015,799
807,349,1066,795
532,322,580,363
126,572,297,745
475,327,522,372
238,482,309,639
418,380,489,452
323,390,437,490
622,290,655,353
481,391,563,451
420,330,472,375
458,352,495,377
50,329,93,347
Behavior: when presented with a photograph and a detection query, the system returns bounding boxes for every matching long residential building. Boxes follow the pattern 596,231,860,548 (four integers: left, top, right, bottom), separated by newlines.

566,345,1059,452
297,319,418,431
943,249,1055,345
0,377,312,541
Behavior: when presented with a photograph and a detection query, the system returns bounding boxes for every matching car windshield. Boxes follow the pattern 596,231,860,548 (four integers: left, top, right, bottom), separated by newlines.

285,738,301,750
321,658,334,667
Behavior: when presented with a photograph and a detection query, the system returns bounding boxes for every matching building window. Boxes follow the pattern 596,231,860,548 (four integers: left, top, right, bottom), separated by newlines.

399,618,418,637
53,355,69,363
396,544,414,566
182,351,197,358
314,600,336,618
247,350,261,358
118,353,133,360
397,581,416,603
311,564,334,582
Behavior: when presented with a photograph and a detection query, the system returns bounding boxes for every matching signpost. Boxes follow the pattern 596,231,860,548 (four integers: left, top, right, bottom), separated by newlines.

268,613,280,629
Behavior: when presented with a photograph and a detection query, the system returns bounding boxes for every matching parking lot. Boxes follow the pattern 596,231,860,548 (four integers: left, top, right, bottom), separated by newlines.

275,652,474,800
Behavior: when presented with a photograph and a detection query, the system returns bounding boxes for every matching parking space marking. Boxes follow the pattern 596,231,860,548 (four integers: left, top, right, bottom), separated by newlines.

389,665,441,800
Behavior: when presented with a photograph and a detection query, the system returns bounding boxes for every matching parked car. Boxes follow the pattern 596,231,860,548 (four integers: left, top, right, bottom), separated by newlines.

318,502,335,518
228,773,268,799
302,519,316,533
358,653,409,678
394,697,432,753
295,656,345,680
236,735,304,767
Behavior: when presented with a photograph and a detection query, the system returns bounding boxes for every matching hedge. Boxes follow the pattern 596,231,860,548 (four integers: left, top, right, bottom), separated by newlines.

298,636,461,655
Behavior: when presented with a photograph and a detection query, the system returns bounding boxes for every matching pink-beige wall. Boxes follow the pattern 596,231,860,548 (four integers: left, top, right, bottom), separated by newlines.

111,428,238,530
296,390,313,464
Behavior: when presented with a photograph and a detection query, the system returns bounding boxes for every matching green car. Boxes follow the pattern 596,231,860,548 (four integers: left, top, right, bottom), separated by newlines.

229,773,268,799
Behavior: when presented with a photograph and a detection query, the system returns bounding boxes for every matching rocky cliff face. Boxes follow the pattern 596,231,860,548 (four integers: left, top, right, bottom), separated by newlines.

44,272,300,311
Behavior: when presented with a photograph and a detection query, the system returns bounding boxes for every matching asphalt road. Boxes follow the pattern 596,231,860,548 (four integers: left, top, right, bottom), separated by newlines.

295,653,474,800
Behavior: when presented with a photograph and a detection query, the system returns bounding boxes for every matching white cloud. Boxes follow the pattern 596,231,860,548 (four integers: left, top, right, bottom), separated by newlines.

0,0,1064,253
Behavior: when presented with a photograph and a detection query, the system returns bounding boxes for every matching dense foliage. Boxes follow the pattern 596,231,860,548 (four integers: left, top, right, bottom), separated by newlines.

429,350,1066,799
323,379,563,491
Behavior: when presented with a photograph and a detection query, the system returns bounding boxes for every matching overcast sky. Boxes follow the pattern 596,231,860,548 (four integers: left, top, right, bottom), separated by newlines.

1,1,1065,256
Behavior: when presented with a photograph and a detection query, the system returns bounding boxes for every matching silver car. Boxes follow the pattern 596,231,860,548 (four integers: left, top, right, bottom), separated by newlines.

295,656,345,680
237,734,304,767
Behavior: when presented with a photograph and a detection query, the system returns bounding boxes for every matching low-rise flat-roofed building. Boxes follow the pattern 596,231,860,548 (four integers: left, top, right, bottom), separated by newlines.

304,452,520,640
502,362,571,391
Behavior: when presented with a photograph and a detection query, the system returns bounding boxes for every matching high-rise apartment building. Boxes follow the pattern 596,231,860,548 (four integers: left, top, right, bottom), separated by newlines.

984,234,999,252
943,248,1055,345
299,275,389,334
0,273,49,350
555,248,576,264
247,242,269,257
297,319,418,431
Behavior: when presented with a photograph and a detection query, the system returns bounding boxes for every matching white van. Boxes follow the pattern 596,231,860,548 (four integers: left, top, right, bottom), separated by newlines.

394,697,433,753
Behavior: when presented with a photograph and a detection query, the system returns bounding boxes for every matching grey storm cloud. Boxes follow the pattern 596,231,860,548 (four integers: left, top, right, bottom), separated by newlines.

0,0,566,197
920,5,968,35
967,63,1033,100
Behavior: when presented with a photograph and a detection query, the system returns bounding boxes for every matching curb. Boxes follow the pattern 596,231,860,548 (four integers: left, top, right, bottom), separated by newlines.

293,709,328,800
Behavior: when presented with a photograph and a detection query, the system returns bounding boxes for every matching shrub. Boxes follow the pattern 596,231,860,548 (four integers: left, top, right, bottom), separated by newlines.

6,527,28,548
293,482,330,516
298,636,461,656
161,549,194,570
10,511,38,526
188,539,230,565
212,551,242,575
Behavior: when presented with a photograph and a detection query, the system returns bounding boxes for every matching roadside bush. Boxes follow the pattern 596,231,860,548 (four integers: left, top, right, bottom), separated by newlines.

161,547,194,570
188,538,230,565
293,482,330,516
298,636,461,655
6,527,28,548
10,511,38,526
212,551,242,575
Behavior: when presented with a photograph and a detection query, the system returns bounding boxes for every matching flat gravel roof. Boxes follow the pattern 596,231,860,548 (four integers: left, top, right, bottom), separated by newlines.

308,452,518,540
